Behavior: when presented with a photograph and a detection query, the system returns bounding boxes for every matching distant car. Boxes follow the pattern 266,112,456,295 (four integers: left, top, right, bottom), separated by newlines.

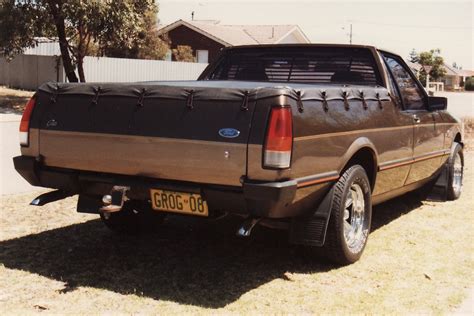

14,44,464,264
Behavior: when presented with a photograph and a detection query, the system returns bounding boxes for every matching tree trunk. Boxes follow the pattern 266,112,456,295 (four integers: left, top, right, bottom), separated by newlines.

77,56,86,82
48,2,78,83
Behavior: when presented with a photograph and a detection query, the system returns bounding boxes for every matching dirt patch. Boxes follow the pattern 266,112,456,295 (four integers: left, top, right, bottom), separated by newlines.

0,152,473,314
0,86,34,115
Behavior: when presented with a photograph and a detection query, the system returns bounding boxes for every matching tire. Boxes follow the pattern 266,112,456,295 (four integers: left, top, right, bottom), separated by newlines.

447,143,464,200
100,200,166,235
322,165,372,265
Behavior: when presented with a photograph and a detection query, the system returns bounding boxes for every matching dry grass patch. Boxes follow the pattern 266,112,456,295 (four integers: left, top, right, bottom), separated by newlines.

0,152,473,314
463,117,474,150
0,86,34,115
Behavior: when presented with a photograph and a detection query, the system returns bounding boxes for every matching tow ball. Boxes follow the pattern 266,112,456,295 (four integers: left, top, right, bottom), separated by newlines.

100,186,130,213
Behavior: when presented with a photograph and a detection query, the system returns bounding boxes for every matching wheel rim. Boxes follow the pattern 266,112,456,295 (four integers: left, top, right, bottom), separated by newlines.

453,152,463,194
343,183,369,254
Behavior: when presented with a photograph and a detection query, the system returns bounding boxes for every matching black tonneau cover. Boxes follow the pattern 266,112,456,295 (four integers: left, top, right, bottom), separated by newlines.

38,81,390,103
32,81,390,186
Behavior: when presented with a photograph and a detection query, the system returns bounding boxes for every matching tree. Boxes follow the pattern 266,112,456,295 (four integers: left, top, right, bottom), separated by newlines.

0,1,49,58
172,45,195,62
408,48,419,63
102,4,169,60
0,0,159,82
417,49,447,85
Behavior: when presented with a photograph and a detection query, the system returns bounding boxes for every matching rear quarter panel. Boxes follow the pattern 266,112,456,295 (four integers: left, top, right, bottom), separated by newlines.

247,87,413,197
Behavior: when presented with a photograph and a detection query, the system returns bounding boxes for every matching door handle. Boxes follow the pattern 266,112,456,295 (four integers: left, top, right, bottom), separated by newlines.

413,115,421,123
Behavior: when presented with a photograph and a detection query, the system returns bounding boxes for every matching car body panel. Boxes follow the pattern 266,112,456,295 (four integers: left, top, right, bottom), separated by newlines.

15,44,462,220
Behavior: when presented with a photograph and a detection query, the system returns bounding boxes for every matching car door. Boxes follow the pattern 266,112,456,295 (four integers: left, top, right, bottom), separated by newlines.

382,54,445,185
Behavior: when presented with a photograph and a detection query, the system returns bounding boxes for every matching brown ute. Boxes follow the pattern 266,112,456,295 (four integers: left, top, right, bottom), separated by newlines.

14,44,464,264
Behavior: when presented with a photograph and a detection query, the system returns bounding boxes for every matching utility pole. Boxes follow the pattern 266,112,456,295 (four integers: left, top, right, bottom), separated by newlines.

342,23,353,44
191,11,194,21
349,24,353,44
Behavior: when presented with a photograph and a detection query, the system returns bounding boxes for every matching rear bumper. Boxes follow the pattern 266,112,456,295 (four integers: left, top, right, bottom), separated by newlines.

14,156,303,218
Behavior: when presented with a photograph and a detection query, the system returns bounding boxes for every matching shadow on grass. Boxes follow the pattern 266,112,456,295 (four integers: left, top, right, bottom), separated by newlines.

0,215,330,307
0,191,425,308
372,190,424,232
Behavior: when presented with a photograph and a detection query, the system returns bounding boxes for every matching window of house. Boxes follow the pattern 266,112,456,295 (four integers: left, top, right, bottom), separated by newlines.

383,55,425,110
197,50,209,63
164,49,172,61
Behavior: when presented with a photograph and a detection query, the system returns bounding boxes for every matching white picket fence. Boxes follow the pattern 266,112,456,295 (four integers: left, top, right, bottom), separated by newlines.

0,54,208,90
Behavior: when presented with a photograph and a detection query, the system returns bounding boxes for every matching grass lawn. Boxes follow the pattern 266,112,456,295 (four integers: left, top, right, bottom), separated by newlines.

0,151,473,314
0,86,34,115
0,85,472,314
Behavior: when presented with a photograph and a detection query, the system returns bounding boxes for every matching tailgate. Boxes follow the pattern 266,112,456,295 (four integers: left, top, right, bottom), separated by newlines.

32,83,257,186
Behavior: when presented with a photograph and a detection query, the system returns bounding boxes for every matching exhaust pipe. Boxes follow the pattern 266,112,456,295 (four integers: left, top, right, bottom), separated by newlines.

236,217,261,237
30,190,74,206
100,186,130,213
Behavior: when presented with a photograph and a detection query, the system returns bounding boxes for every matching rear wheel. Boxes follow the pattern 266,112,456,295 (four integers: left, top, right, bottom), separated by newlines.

447,143,464,200
322,165,372,264
100,200,166,235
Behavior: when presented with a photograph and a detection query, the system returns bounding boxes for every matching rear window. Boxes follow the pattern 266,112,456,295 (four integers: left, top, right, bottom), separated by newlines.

205,47,382,86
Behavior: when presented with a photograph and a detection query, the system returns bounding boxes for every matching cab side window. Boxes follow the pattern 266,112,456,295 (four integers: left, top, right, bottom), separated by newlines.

384,56,425,110
386,69,402,107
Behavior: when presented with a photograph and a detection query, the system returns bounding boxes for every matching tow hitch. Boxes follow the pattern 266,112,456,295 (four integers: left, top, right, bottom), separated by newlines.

100,186,130,213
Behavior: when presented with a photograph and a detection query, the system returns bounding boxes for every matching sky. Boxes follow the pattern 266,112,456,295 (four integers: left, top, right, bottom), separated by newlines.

157,0,473,69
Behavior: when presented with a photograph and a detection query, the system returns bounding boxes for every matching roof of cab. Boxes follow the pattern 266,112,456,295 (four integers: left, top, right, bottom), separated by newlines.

225,43,379,50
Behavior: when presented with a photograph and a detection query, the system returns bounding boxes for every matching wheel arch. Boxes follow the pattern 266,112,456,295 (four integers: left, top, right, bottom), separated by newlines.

454,132,463,147
338,137,378,190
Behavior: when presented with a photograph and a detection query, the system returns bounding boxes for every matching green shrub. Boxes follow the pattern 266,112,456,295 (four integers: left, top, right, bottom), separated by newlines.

465,77,474,91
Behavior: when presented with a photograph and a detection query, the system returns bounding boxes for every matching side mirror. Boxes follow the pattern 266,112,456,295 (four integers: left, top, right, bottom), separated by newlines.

428,96,447,111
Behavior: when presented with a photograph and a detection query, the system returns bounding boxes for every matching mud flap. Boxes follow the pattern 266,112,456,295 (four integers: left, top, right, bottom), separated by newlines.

426,163,449,202
289,186,335,247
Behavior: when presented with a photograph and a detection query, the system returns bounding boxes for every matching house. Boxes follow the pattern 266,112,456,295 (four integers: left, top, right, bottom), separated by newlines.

440,64,474,90
458,69,474,87
157,20,310,64
441,63,462,90
407,60,474,91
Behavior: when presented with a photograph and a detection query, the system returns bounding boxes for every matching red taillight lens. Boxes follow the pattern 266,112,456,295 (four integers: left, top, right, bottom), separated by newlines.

264,107,293,168
19,96,36,146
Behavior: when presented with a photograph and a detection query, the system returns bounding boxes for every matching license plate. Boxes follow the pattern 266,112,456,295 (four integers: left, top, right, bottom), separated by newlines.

150,189,208,217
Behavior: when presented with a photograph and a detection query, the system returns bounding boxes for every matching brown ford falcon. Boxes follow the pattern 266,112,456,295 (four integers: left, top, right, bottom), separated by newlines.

14,44,464,264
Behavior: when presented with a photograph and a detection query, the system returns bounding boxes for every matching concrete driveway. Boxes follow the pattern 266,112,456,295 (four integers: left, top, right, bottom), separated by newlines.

0,114,39,195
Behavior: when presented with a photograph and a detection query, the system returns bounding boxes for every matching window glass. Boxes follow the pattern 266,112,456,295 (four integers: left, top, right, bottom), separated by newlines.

384,56,425,110
386,69,402,107
208,47,383,86
164,50,172,61
197,50,209,63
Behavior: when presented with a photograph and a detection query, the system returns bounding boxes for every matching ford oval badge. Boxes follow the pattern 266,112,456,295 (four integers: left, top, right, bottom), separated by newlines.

219,128,240,138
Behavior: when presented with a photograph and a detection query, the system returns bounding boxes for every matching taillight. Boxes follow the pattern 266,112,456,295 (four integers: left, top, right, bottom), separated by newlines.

263,107,293,169
19,96,36,146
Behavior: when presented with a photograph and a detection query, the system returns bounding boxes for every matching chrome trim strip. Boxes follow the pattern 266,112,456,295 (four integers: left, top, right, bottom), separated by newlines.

379,149,449,171
294,123,456,142
296,171,339,188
